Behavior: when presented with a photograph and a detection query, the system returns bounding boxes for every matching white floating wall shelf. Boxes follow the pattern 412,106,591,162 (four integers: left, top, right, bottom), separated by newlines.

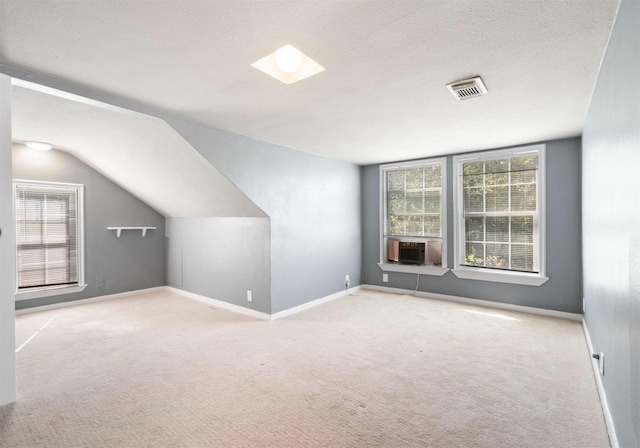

107,227,156,238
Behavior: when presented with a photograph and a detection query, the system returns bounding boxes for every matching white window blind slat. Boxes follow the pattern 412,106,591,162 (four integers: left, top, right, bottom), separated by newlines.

461,154,539,273
15,183,80,289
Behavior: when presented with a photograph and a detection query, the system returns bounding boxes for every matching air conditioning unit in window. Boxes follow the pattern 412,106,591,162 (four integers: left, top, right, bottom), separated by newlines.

388,239,442,266
388,240,425,265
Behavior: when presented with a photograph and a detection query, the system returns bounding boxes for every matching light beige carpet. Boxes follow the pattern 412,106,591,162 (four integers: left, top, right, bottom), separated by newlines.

1,289,609,447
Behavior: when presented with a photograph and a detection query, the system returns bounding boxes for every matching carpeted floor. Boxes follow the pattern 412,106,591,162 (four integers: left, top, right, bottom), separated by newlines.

1,289,609,447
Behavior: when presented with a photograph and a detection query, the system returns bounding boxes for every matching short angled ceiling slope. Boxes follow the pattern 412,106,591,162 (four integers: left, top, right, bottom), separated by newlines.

11,85,266,218
0,0,620,164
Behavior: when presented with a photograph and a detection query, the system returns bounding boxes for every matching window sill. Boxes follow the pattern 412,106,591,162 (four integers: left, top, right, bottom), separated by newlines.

452,268,548,286
15,284,88,301
378,263,449,276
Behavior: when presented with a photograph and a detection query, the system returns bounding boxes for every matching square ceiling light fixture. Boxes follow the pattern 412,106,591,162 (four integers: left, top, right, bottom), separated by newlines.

251,45,325,84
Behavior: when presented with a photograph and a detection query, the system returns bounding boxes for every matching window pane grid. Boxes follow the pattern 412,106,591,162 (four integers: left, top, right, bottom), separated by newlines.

385,164,442,238
461,154,538,273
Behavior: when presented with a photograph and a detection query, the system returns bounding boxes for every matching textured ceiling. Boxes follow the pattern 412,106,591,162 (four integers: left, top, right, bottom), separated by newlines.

11,86,266,218
0,0,619,165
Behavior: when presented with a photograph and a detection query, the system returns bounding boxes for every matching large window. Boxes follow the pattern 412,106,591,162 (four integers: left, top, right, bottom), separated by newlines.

14,181,85,298
452,145,547,285
379,158,447,274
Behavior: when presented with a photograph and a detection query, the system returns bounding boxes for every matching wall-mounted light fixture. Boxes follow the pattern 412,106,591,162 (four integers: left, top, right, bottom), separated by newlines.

24,141,54,151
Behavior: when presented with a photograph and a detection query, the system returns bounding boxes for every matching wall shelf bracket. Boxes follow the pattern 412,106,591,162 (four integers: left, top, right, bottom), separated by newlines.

107,226,156,238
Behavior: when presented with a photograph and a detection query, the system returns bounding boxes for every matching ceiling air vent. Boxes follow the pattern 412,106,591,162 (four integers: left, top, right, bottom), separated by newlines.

446,76,487,101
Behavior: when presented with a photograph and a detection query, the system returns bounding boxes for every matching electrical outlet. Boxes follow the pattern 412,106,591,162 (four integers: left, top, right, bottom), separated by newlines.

97,277,104,288
247,290,253,302
383,273,389,283
599,352,605,376
583,298,585,313
345,274,350,289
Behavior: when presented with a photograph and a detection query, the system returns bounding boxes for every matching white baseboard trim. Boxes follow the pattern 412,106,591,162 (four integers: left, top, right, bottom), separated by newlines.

15,284,362,321
270,286,361,320
582,318,619,448
361,284,582,321
165,286,272,320
166,286,361,321
15,286,166,316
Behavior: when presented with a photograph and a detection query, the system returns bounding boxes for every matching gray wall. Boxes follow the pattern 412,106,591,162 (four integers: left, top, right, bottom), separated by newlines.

362,138,583,314
13,145,165,310
166,217,271,314
167,119,362,313
582,0,640,445
0,66,362,315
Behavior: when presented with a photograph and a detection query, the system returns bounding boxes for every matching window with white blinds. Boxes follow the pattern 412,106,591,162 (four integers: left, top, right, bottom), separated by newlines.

14,181,84,291
453,146,545,275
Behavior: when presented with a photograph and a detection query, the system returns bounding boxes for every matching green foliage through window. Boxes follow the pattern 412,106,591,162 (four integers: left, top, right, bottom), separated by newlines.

385,163,442,238
461,154,539,273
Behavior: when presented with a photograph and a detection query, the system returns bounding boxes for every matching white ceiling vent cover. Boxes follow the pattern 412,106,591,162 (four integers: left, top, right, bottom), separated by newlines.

446,76,488,101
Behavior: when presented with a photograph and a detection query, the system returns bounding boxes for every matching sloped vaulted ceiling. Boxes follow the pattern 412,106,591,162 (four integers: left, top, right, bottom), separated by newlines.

11,84,266,218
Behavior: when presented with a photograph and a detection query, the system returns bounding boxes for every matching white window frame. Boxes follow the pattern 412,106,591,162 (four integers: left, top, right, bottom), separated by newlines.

378,157,448,276
13,180,87,300
452,145,548,286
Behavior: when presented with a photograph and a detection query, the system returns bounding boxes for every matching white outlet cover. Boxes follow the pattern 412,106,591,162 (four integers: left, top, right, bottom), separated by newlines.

599,352,605,376
383,273,389,283
247,290,253,302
